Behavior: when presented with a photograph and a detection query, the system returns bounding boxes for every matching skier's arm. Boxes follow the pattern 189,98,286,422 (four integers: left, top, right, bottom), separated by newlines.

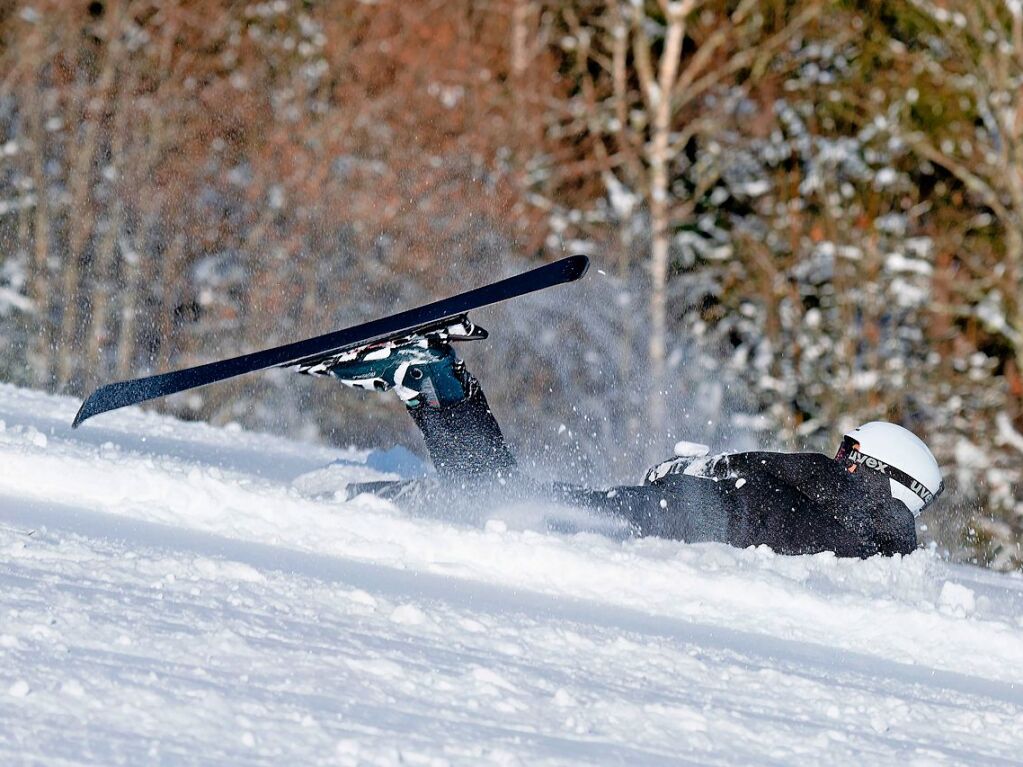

870,502,918,556
553,475,731,543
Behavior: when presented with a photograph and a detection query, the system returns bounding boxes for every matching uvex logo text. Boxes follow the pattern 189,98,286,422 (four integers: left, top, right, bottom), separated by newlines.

910,480,935,505
848,449,890,474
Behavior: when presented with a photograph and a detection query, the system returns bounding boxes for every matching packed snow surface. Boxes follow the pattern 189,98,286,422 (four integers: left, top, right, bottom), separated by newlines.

0,383,1021,765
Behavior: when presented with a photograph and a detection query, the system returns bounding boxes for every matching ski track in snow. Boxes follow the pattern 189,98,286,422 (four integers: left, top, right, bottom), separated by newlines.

0,383,1021,765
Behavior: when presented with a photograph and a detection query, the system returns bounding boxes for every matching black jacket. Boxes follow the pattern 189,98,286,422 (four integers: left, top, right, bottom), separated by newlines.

398,382,917,559
560,451,917,558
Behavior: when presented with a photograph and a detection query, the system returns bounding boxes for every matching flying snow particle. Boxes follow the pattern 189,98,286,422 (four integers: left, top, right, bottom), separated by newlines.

674,441,710,458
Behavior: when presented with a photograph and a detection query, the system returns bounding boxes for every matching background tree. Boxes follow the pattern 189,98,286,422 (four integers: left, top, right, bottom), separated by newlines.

876,0,1023,566
533,0,822,456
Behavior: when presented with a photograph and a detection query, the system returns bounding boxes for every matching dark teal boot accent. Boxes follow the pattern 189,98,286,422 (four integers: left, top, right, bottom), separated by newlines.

327,339,469,409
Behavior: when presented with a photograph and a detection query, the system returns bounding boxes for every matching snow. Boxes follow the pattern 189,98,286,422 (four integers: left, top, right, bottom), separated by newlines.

673,440,709,457
1,383,1022,764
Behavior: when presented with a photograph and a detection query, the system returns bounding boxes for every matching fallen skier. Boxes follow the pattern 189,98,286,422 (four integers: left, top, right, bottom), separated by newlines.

72,257,942,558
328,332,943,559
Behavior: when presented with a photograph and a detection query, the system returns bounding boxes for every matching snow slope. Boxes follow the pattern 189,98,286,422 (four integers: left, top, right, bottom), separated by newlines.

0,383,1021,766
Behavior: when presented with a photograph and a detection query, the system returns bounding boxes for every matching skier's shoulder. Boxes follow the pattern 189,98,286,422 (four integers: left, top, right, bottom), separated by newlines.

730,450,841,473
727,450,882,494
723,451,906,523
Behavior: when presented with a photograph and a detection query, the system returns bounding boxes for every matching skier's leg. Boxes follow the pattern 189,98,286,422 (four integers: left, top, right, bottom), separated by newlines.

327,338,516,482
406,368,516,482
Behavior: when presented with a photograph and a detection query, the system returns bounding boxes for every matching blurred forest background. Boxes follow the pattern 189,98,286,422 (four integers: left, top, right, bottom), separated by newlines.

0,0,1021,568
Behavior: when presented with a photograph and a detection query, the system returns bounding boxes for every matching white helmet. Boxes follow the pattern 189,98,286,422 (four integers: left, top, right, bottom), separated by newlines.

834,421,943,516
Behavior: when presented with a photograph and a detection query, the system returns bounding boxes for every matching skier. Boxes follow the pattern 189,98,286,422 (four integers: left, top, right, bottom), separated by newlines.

70,254,942,560
327,332,944,559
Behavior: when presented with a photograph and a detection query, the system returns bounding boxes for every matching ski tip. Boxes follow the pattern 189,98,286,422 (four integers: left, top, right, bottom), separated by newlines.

562,254,591,281
72,393,100,428
72,382,125,428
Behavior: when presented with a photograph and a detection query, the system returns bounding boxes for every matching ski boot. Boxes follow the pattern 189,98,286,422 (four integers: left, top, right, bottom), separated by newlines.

325,316,518,484
323,317,484,409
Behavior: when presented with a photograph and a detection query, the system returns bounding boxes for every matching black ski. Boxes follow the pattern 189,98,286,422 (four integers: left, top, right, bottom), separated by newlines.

73,255,589,427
